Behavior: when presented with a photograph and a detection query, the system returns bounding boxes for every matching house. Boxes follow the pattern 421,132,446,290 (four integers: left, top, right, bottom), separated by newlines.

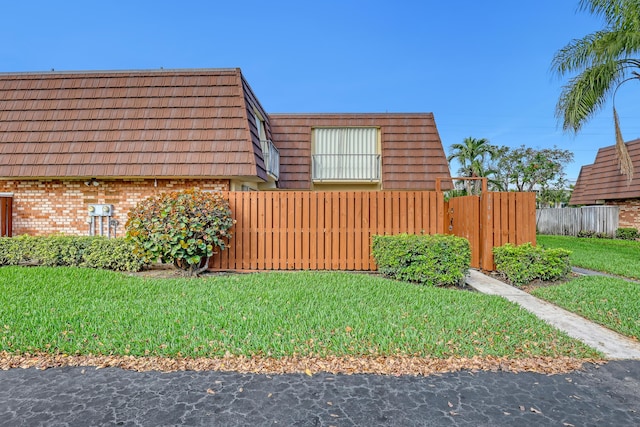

570,138,640,229
0,68,452,237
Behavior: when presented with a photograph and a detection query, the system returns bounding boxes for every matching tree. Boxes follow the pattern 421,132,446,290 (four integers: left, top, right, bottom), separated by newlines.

538,184,574,208
552,0,640,181
447,137,497,194
493,145,574,193
126,189,234,276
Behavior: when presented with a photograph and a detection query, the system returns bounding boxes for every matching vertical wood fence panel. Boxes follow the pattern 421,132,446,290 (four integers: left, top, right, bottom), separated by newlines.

480,192,537,271
212,191,446,271
446,195,481,268
536,206,619,236
211,191,533,272
445,192,536,270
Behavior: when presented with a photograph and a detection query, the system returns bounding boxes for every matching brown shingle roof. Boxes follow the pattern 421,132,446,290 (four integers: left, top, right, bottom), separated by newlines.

268,113,452,190
0,69,268,180
570,139,640,205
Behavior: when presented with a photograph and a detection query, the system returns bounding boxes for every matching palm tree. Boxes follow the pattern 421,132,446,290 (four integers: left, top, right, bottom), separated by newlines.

552,0,640,181
447,137,496,194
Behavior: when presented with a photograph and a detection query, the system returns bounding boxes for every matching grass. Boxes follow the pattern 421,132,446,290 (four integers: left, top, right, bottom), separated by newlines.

0,266,599,359
531,276,640,341
537,235,640,279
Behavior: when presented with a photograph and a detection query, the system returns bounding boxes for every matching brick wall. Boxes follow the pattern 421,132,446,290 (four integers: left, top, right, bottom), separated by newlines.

608,199,640,230
0,179,229,236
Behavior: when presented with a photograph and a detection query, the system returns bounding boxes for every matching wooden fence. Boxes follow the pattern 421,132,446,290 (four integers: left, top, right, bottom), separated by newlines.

536,206,619,236
0,196,12,237
210,190,535,272
445,192,537,270
210,191,445,271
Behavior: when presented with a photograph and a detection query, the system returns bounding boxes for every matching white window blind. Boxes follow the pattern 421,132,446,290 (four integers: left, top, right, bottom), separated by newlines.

313,128,380,181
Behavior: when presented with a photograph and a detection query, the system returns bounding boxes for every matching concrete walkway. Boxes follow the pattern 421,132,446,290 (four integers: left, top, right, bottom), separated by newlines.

466,269,640,360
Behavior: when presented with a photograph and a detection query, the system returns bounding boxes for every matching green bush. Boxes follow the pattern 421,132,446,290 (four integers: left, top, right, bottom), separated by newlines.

371,233,470,286
493,242,571,287
33,235,95,266
577,230,596,238
576,230,612,239
126,188,234,276
82,237,146,271
0,235,144,271
616,227,639,240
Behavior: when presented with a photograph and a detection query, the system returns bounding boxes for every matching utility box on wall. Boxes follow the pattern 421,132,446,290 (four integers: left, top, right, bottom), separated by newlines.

88,204,113,217
88,204,116,237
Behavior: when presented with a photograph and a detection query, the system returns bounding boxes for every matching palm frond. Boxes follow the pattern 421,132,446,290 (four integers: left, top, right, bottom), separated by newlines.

613,106,634,182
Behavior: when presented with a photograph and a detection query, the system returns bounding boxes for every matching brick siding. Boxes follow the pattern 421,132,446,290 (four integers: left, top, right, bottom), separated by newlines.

0,179,229,236
608,199,640,230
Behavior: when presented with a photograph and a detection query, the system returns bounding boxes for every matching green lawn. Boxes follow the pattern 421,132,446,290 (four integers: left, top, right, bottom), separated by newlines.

532,276,640,341
537,235,640,279
0,267,599,359
533,235,640,341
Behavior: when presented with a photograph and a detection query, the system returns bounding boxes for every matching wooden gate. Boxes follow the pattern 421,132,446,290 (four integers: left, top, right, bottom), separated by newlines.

446,195,481,267
446,191,536,270
0,196,12,237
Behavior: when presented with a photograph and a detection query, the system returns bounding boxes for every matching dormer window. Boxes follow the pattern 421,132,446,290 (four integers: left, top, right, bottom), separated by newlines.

312,127,380,182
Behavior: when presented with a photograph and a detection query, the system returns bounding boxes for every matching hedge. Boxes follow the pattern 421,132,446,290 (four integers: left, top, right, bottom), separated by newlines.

371,233,470,286
493,242,571,287
0,235,145,272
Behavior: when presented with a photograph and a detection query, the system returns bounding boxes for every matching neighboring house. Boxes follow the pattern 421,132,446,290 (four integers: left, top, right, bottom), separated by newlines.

570,139,640,229
0,68,452,236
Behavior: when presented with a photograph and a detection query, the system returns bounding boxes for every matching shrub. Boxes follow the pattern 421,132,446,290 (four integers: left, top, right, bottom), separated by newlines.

616,227,639,240
0,235,32,265
33,235,95,266
577,230,596,238
126,188,234,276
0,235,144,271
371,233,470,286
493,242,571,287
81,237,146,271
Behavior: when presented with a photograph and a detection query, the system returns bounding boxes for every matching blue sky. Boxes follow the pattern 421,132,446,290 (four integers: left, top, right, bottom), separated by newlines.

3,0,640,181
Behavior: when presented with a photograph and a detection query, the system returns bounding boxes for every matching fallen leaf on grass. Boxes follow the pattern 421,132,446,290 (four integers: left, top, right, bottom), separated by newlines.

0,351,603,376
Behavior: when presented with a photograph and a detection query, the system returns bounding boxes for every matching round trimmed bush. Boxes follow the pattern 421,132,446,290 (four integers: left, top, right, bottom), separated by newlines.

126,189,234,276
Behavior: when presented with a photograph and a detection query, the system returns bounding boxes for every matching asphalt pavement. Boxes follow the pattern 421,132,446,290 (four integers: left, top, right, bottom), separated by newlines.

1,361,639,426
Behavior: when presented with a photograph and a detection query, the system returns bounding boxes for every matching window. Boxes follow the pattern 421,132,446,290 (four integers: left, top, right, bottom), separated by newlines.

312,127,380,181
254,111,279,180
